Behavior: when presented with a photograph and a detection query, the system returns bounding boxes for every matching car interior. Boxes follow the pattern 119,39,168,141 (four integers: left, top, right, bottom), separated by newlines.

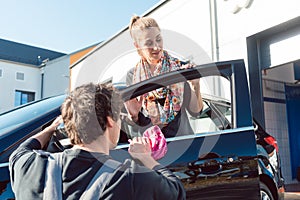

46,76,233,153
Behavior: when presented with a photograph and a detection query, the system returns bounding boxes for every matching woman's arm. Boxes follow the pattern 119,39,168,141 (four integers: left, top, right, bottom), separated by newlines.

125,98,143,122
180,63,203,113
188,79,204,113
180,63,204,114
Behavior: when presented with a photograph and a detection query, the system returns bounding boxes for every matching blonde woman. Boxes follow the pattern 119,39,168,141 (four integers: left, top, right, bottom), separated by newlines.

126,15,203,138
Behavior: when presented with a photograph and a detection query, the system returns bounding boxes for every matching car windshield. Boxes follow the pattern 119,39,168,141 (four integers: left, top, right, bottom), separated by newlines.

0,95,66,136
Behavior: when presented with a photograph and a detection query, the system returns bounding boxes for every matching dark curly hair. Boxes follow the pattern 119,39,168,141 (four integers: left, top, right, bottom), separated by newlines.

61,82,123,145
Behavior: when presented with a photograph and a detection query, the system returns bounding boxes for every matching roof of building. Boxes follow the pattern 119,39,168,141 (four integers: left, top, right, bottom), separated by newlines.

0,38,66,66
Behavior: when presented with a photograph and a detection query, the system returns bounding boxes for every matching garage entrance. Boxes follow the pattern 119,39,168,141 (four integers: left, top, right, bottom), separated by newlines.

247,17,300,184
285,84,300,179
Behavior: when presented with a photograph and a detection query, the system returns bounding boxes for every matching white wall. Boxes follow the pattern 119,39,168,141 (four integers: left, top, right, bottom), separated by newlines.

149,0,212,63
0,55,69,113
0,60,40,113
71,0,300,87
43,55,70,98
263,63,295,83
217,0,300,63
260,27,300,68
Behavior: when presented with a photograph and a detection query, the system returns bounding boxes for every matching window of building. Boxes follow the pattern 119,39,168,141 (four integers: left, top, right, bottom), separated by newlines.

16,72,25,80
14,90,35,106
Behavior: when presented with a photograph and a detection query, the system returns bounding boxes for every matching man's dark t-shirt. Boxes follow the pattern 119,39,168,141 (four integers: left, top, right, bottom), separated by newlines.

9,138,186,200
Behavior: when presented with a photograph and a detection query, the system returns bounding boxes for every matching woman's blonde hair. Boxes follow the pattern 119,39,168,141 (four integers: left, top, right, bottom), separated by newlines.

129,15,160,41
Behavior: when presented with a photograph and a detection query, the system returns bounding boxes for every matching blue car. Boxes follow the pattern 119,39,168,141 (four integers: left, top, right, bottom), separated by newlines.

0,60,284,199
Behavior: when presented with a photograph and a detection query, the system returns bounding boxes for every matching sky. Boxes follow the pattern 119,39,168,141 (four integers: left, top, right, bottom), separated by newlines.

0,0,161,54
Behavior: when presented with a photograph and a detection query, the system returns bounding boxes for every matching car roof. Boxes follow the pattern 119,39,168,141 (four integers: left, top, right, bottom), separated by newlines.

0,94,66,134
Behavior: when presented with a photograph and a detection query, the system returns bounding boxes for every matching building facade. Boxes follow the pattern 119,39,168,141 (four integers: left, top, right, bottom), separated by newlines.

0,38,99,113
0,39,66,113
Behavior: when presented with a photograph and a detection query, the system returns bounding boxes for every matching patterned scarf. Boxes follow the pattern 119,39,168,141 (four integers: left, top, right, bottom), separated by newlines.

133,51,184,125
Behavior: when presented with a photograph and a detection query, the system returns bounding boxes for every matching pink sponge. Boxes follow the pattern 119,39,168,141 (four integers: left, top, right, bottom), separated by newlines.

143,125,168,160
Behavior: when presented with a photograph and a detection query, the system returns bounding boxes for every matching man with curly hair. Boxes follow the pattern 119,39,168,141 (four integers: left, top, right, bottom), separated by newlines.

9,82,185,200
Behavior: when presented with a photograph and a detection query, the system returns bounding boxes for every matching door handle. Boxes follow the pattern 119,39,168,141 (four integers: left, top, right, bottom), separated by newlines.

191,159,223,175
187,155,239,176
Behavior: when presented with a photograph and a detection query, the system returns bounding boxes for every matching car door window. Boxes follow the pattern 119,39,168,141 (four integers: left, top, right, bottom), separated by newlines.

187,101,220,133
214,103,232,124
118,75,232,142
119,81,188,140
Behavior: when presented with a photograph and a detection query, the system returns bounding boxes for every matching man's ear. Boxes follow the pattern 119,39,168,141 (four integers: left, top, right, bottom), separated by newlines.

106,116,114,128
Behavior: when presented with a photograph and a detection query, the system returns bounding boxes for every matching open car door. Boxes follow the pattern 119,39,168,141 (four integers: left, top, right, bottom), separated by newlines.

111,59,260,199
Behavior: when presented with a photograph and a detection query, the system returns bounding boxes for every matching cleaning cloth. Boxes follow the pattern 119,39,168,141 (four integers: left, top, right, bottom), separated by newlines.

143,125,168,160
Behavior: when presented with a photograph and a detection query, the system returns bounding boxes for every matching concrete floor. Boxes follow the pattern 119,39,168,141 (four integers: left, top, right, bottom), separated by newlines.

284,192,300,200
284,183,300,200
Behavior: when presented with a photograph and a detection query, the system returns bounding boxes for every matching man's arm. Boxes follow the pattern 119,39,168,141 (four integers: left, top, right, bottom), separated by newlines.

128,137,186,199
32,116,62,148
9,116,62,199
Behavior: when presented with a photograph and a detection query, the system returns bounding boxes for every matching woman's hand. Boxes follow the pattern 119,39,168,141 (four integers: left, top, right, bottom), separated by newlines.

125,97,143,122
181,63,201,89
128,137,159,169
180,63,194,70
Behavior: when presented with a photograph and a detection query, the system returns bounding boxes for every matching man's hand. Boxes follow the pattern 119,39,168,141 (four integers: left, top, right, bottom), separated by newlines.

128,137,159,169
45,115,63,133
32,115,63,148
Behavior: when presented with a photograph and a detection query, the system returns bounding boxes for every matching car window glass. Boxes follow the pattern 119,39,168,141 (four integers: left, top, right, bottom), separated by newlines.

187,101,220,133
119,75,232,143
214,103,232,124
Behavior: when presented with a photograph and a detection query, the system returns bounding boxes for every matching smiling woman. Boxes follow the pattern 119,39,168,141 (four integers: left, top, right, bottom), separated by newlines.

124,15,204,138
